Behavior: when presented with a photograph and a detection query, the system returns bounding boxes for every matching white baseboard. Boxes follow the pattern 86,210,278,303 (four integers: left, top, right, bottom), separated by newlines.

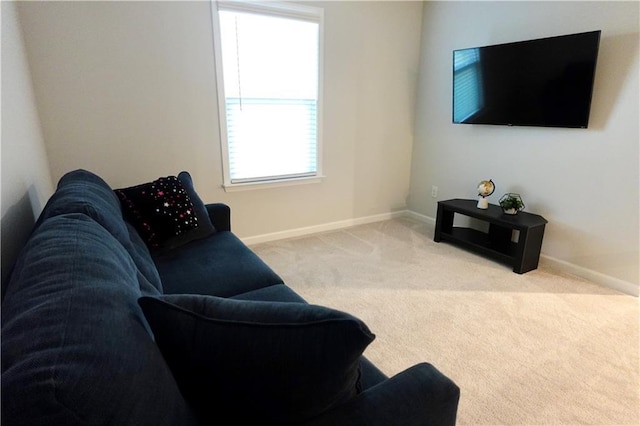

242,209,638,297
404,209,436,227
241,211,407,246
539,255,639,297
404,210,639,297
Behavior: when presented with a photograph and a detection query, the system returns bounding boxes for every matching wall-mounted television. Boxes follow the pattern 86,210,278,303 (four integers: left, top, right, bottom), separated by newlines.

453,30,601,129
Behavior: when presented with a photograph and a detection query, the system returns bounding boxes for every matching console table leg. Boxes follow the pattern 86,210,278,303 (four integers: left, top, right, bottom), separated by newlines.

513,224,546,274
434,206,454,242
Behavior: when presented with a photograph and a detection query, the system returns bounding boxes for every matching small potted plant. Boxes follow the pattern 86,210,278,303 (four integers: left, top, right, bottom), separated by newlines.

499,193,525,215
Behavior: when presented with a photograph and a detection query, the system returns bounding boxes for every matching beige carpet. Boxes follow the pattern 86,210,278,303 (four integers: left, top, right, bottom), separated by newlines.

251,217,639,425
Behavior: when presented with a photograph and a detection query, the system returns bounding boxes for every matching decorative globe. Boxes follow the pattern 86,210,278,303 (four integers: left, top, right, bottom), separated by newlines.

477,180,495,197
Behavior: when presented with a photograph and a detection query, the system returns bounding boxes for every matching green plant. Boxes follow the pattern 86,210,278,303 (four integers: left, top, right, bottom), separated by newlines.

499,193,525,211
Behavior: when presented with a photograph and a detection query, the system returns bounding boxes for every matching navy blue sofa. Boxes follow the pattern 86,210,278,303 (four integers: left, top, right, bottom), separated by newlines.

1,170,459,426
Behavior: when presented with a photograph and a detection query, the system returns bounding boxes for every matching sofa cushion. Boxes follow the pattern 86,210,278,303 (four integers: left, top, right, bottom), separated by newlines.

138,294,376,425
230,284,388,390
1,214,198,426
231,283,308,303
115,172,214,252
35,169,162,294
153,231,283,297
125,221,164,295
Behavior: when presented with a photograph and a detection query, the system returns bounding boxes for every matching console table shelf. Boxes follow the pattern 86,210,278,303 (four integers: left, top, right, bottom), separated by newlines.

434,199,547,274
445,228,516,263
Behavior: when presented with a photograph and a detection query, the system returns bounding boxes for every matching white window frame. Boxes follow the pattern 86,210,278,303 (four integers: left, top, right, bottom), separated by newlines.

211,0,325,192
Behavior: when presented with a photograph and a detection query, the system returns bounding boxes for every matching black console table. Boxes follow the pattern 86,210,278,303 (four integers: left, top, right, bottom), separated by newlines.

434,199,547,274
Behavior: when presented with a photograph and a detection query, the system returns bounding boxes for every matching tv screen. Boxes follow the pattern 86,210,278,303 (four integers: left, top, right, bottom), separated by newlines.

453,30,601,128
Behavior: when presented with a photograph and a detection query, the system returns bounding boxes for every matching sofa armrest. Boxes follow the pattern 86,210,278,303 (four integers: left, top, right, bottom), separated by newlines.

205,203,231,232
302,363,460,426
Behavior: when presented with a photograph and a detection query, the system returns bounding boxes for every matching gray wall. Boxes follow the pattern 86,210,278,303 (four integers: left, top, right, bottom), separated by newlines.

5,1,638,293
1,1,54,287
16,0,423,239
409,1,639,288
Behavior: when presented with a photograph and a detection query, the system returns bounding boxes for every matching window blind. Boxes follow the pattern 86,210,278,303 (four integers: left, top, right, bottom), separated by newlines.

217,6,320,184
226,98,317,182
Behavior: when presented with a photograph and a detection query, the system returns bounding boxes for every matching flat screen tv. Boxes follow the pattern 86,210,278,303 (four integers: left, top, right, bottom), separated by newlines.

452,30,601,128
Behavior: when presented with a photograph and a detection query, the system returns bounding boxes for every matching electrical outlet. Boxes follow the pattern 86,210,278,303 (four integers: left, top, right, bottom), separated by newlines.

431,185,438,198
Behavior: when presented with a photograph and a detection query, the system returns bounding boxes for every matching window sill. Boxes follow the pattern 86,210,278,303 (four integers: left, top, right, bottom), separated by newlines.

222,175,325,192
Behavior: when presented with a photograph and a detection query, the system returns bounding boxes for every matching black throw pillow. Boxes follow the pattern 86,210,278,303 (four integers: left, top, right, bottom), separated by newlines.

115,172,214,251
138,295,375,425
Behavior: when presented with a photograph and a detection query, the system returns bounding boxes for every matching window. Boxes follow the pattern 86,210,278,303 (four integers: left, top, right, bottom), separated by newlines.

211,1,324,190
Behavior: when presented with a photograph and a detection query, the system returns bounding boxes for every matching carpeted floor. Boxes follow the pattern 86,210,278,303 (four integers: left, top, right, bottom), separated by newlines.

251,217,639,425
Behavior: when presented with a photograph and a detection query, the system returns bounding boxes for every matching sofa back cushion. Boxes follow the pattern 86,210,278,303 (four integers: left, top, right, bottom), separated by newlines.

1,214,198,426
38,169,125,235
154,231,284,297
36,169,162,294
